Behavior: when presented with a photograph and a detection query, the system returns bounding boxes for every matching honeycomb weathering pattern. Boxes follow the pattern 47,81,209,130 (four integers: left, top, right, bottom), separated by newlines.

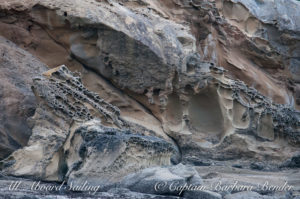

35,65,123,127
1,65,176,181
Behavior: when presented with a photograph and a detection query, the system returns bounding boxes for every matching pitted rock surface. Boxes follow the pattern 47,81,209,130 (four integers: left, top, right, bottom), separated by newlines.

0,0,300,198
66,120,175,188
1,66,176,182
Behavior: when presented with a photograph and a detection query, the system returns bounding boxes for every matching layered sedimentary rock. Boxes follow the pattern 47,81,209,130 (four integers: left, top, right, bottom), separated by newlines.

66,120,175,188
158,58,300,166
1,66,175,183
0,0,300,198
0,0,286,102
215,0,300,107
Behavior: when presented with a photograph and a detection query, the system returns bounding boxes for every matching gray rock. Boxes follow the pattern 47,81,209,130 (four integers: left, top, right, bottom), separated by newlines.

228,0,300,83
119,163,202,196
224,191,271,199
0,36,47,159
250,162,265,170
224,191,293,199
231,0,300,32
280,153,300,168
184,190,222,199
56,0,196,94
0,177,180,199
67,120,175,188
107,188,180,199
289,59,300,82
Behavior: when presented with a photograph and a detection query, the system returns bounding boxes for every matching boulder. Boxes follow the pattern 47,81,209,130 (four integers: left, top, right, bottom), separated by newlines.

184,190,222,199
66,120,175,188
224,191,279,199
120,163,202,196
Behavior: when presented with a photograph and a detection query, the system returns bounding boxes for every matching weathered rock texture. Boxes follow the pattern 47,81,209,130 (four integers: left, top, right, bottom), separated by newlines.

0,0,300,198
0,175,179,199
215,0,300,107
119,163,203,196
0,36,47,159
161,61,300,166
1,66,175,183
66,120,175,188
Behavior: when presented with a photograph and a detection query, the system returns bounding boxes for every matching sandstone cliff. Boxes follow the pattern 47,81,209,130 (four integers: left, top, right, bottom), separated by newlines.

0,0,299,198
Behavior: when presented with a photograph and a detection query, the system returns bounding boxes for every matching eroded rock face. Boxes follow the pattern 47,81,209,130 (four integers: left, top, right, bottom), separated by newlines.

0,0,300,198
157,56,300,166
1,66,175,183
0,0,299,173
66,120,175,188
0,36,47,159
215,0,300,107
